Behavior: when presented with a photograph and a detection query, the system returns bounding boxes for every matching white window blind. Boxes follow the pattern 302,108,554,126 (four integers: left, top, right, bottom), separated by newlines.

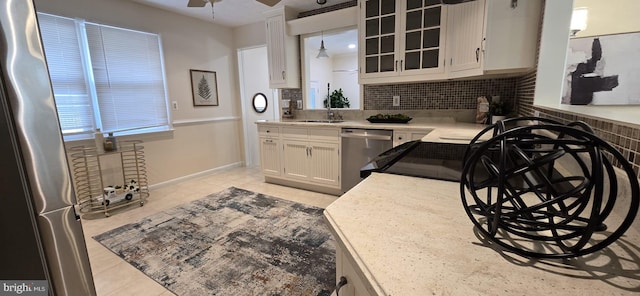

38,14,94,135
85,24,169,133
37,13,170,138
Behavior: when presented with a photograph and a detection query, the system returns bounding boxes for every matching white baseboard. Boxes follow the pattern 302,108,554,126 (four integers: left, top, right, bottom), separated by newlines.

149,162,244,190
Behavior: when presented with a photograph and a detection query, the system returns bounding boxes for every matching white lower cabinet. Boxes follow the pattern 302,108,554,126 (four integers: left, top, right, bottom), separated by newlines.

393,129,433,146
282,139,340,187
259,137,281,176
258,126,281,176
335,244,376,296
257,123,341,194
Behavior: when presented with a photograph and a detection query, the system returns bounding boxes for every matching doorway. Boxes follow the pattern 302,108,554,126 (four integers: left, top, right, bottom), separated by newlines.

238,46,277,167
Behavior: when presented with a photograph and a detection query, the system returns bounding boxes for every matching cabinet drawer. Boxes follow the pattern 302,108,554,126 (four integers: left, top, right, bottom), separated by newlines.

411,132,430,141
258,126,279,137
282,127,308,139
308,128,340,142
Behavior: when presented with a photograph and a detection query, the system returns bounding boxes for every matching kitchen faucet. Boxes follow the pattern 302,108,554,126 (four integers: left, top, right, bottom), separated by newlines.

326,83,334,121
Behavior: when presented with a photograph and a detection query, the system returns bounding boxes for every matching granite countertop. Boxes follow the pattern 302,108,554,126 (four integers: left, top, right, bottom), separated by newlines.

256,118,489,134
324,173,640,295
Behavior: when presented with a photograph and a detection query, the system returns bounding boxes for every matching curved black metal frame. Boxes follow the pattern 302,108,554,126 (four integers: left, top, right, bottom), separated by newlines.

460,117,640,258
252,93,268,113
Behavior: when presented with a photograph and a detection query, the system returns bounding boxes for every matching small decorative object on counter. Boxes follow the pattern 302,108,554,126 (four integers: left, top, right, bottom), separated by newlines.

324,88,350,108
366,113,412,123
103,132,117,152
475,96,490,124
461,117,639,258
488,96,511,124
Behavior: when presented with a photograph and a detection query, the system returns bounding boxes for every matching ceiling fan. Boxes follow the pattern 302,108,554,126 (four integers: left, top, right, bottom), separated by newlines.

187,0,282,8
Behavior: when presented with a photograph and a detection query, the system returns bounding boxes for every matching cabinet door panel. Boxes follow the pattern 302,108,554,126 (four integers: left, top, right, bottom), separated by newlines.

423,28,440,48
423,6,441,28
422,49,439,68
365,57,379,73
309,142,340,186
282,140,310,180
260,138,281,176
399,1,446,75
380,55,395,72
380,16,395,34
405,10,422,30
365,0,379,17
405,31,421,50
380,0,395,15
265,15,285,86
380,35,395,53
365,19,379,37
446,0,485,73
361,0,400,77
404,52,420,70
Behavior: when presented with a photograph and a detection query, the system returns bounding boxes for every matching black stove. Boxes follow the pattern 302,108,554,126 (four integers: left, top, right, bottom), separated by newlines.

360,140,472,182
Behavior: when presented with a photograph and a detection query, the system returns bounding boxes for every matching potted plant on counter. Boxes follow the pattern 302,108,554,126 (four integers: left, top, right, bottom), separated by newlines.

489,97,512,124
323,88,350,108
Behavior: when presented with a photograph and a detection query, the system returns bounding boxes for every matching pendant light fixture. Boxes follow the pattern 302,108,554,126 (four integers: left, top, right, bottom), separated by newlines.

316,31,330,59
315,0,329,59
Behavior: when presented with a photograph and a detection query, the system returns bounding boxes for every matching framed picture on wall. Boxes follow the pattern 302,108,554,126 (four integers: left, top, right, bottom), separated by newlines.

190,69,219,106
563,32,640,105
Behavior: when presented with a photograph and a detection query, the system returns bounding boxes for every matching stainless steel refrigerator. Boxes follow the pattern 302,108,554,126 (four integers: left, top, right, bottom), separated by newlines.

0,0,96,295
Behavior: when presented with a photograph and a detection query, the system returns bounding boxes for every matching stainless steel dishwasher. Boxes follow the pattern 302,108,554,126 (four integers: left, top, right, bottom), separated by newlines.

341,128,393,193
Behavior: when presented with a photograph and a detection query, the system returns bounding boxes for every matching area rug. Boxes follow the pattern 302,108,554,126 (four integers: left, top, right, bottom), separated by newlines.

93,187,336,296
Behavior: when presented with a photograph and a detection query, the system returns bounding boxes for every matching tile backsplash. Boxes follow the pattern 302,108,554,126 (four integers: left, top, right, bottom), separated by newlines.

517,71,640,176
363,78,518,110
282,77,519,114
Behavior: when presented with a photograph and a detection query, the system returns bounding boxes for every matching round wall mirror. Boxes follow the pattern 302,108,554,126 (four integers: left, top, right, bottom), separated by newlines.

252,93,268,113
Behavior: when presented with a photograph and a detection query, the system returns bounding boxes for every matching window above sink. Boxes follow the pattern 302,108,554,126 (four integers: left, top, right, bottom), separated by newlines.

300,27,361,110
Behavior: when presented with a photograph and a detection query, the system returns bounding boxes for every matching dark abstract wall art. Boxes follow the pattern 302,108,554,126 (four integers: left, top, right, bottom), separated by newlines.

563,32,640,105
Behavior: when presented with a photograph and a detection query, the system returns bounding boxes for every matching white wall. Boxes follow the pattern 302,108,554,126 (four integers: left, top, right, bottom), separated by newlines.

332,53,359,109
535,0,640,126
309,56,333,109
35,0,244,186
234,22,267,49
573,0,640,38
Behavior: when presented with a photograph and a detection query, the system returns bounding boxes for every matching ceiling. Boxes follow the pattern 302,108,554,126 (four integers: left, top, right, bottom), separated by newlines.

304,28,357,57
130,0,338,28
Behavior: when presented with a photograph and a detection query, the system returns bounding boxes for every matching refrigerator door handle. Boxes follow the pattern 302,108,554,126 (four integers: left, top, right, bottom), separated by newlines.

73,204,81,220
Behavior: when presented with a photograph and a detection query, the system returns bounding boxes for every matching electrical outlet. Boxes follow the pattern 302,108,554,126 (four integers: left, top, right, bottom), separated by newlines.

172,101,178,110
393,95,400,106
297,100,303,109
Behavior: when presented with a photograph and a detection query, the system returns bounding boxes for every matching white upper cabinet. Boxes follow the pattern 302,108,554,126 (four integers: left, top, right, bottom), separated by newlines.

359,0,448,84
358,0,542,84
446,0,543,79
264,7,300,89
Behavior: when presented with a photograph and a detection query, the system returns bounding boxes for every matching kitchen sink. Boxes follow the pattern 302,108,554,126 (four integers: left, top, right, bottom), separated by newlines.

296,119,344,123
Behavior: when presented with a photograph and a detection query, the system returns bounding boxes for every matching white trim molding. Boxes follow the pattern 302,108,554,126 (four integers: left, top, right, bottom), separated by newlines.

172,116,241,126
148,162,244,190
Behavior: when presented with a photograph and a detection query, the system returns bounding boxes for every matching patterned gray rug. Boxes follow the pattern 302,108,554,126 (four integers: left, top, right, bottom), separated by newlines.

94,187,336,296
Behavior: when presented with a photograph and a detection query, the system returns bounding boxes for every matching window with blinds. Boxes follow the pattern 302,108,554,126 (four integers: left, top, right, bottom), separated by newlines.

37,13,170,140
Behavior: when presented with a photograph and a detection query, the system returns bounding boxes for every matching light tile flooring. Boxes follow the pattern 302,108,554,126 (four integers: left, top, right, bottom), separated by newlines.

80,166,338,296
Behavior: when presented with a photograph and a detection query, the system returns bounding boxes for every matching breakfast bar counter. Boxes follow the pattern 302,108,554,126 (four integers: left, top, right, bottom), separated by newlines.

324,173,640,295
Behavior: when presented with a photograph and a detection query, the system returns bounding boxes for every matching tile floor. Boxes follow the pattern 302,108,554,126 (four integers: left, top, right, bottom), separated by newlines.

79,166,338,296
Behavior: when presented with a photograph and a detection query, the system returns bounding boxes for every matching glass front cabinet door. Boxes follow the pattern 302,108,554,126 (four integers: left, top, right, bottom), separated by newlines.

360,0,447,83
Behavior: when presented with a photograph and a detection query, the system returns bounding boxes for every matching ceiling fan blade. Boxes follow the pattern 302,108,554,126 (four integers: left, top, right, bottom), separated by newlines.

256,0,281,7
187,0,207,7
